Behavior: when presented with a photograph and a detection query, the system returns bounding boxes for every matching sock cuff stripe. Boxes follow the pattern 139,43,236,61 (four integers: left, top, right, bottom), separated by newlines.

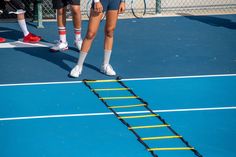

58,27,66,30
74,32,81,35
74,28,82,31
59,31,66,35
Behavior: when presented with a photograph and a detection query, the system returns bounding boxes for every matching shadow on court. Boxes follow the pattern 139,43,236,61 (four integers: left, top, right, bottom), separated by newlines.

179,13,236,29
0,26,23,40
13,47,102,75
0,26,101,74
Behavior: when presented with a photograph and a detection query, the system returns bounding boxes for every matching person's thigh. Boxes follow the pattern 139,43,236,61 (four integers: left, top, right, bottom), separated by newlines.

105,10,119,31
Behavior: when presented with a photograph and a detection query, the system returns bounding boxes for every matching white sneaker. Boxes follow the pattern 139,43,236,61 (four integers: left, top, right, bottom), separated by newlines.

74,39,83,51
50,40,68,52
70,65,82,78
101,64,116,76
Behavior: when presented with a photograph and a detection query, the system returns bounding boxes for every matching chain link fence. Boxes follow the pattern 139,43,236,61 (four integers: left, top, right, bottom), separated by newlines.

0,0,236,20
44,0,236,19
0,0,36,19
159,0,236,15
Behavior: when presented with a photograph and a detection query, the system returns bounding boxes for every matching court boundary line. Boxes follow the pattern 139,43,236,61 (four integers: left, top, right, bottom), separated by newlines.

1,106,235,121
0,73,236,87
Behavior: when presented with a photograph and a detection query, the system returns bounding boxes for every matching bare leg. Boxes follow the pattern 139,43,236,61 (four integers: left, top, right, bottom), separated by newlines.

57,7,66,27
81,10,104,53
104,10,119,50
17,13,24,20
70,10,104,78
100,10,118,76
71,5,82,50
53,7,68,48
71,5,81,29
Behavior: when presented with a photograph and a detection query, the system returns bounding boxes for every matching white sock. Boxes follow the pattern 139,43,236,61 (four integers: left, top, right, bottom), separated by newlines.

77,51,88,68
58,27,67,43
18,19,29,36
103,50,112,65
74,28,82,41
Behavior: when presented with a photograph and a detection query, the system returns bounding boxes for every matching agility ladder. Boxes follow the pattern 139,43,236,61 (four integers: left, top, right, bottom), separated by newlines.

83,78,202,157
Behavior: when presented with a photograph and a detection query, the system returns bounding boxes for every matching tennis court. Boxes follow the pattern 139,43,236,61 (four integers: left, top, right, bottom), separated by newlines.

0,2,236,157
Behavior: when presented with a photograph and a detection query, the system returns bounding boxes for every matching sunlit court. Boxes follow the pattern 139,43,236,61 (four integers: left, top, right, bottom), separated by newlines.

0,0,236,157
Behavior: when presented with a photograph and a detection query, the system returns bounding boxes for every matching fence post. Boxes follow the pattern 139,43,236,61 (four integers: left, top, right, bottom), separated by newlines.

33,0,44,28
156,0,161,14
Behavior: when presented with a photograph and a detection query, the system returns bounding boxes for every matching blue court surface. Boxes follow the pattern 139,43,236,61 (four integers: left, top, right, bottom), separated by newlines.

0,14,236,157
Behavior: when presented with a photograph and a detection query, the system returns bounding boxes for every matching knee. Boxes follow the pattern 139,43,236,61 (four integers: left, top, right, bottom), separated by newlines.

71,6,81,16
86,31,96,40
105,27,115,38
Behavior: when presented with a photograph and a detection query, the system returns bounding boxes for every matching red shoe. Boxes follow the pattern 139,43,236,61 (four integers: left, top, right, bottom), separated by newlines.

23,33,41,43
0,37,6,43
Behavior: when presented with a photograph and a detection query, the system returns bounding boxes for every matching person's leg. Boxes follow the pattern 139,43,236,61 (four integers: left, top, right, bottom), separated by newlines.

17,13,41,43
71,3,82,50
50,0,68,51
103,10,118,62
17,13,29,36
100,10,119,76
57,7,67,43
70,9,104,78
7,0,41,43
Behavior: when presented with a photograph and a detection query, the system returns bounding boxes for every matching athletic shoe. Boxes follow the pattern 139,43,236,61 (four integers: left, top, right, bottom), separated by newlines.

70,65,82,78
74,39,83,51
23,33,41,43
50,40,68,52
101,64,116,76
0,37,6,43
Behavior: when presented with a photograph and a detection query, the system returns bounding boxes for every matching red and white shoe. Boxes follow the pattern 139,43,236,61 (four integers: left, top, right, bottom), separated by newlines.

0,37,6,43
23,33,41,43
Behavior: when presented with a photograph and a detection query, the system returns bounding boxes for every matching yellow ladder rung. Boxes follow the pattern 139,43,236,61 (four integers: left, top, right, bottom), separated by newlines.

148,147,194,151
128,124,170,130
92,88,129,91
109,104,146,109
141,135,182,141
85,79,118,83
100,96,138,100
118,114,158,119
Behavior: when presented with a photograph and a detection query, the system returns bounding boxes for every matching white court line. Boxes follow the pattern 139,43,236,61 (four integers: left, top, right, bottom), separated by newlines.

0,40,54,48
0,106,235,121
0,30,13,33
0,73,236,87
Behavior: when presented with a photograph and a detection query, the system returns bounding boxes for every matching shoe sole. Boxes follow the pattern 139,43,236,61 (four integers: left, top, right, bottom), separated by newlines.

100,69,116,76
50,47,69,52
23,38,41,43
68,73,79,78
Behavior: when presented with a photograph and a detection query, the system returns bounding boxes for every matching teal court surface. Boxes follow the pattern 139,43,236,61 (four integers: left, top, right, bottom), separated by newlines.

0,14,236,157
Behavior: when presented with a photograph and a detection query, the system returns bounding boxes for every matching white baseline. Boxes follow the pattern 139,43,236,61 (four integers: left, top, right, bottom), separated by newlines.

0,106,235,121
0,73,236,87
